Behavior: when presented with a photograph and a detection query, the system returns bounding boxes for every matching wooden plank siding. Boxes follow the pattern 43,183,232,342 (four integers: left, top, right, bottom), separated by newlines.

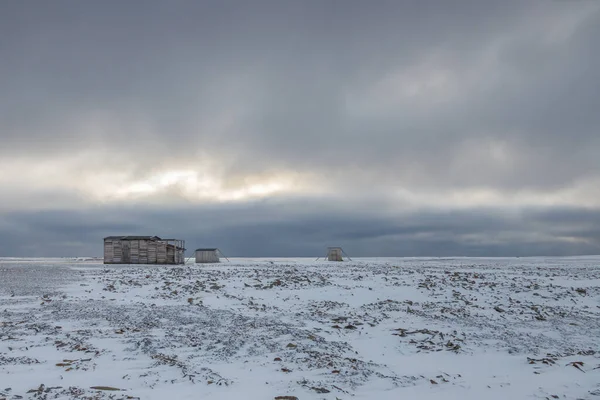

148,242,157,264
139,240,148,264
130,240,139,264
195,250,219,263
157,242,168,264
327,247,343,261
113,241,123,263
167,245,175,264
104,240,114,262
103,237,185,265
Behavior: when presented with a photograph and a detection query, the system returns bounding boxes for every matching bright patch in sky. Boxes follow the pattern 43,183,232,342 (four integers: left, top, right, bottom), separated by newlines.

110,169,295,202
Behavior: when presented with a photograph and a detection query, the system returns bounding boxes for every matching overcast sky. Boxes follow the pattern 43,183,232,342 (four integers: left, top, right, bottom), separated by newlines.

1,0,600,257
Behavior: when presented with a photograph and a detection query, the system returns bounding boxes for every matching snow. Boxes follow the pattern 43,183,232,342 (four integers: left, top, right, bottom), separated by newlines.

1,257,599,399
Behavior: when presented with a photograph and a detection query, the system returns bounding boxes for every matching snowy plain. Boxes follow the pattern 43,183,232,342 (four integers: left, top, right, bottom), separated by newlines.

1,256,599,400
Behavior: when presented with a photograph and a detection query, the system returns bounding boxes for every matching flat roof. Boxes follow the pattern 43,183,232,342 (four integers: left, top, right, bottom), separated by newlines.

104,236,184,242
104,236,161,240
196,248,218,252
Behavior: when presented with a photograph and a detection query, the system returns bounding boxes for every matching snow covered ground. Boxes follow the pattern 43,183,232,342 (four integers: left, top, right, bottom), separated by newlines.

1,257,599,399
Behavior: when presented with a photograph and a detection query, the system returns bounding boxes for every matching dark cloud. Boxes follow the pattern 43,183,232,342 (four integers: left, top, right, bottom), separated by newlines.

1,203,599,257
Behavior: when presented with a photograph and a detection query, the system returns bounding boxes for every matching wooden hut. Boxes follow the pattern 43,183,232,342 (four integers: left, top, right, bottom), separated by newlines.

195,248,220,263
316,247,352,262
103,236,185,265
327,247,344,261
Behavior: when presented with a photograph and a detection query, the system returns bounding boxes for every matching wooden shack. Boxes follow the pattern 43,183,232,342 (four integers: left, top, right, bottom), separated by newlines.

327,247,344,261
316,247,351,262
103,236,185,265
195,248,220,263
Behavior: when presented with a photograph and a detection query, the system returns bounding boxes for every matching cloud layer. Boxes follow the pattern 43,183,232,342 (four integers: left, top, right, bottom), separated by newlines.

1,1,599,256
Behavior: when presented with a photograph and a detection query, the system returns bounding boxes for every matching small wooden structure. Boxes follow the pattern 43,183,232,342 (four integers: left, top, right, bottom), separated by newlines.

195,248,220,263
327,247,343,261
103,236,185,265
316,247,352,262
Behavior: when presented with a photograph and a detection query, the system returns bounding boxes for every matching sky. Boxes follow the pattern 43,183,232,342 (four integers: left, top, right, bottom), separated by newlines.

1,0,600,257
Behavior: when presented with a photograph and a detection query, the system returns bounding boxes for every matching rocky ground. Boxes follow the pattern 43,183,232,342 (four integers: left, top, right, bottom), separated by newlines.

1,257,599,399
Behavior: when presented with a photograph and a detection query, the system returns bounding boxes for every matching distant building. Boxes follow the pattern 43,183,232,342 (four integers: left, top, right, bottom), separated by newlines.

315,246,351,262
327,247,344,261
195,248,220,263
103,236,185,265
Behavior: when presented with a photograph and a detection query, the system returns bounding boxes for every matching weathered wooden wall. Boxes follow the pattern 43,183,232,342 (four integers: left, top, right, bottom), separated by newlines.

104,239,184,265
104,240,115,262
157,242,167,264
327,248,343,261
130,240,139,263
139,240,148,264
195,250,219,263
167,245,175,264
148,241,157,263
